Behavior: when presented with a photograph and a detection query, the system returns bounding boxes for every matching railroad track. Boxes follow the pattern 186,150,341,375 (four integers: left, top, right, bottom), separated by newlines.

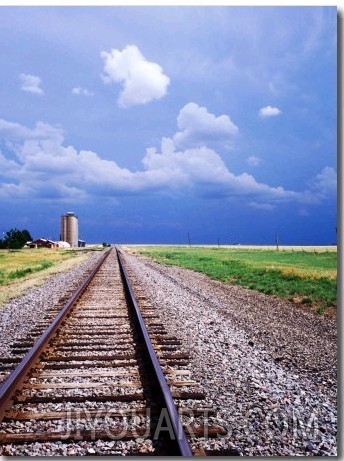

0,246,230,456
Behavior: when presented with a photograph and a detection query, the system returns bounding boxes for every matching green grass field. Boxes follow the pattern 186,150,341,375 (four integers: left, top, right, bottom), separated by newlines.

134,246,337,314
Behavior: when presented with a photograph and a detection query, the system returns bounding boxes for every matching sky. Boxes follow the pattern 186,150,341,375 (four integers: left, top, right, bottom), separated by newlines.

0,5,338,245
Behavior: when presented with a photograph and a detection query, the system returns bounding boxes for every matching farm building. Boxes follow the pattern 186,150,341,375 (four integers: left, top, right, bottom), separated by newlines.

28,238,59,249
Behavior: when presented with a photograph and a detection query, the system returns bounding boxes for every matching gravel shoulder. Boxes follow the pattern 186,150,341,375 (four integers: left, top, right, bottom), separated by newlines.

122,250,337,456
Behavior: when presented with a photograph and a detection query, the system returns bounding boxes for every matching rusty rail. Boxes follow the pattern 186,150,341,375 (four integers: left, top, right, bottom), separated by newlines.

0,247,112,422
116,245,193,457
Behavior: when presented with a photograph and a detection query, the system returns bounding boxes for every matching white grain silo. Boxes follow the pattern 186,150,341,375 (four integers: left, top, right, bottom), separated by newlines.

60,212,79,247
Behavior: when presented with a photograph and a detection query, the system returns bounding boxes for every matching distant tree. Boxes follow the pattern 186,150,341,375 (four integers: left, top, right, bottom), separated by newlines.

0,228,33,249
21,229,32,243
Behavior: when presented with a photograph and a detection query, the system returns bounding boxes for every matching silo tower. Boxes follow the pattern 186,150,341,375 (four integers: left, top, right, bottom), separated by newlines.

60,212,79,247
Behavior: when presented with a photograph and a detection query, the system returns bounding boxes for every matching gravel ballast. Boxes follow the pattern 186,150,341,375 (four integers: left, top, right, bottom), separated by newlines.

0,248,337,456
122,250,337,456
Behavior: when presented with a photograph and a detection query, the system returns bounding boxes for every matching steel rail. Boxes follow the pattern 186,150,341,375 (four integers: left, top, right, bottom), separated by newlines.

0,247,112,422
116,246,193,457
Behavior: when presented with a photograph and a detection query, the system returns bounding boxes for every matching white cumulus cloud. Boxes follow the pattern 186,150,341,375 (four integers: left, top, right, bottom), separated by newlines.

247,155,261,166
173,102,239,149
101,45,170,108
259,105,282,118
0,114,335,209
72,87,94,96
308,166,337,197
19,73,44,95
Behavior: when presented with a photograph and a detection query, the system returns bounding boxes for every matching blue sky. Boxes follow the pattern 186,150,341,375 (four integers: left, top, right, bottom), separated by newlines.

0,5,338,245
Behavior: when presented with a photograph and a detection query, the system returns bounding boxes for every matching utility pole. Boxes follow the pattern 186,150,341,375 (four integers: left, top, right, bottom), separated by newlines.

187,232,191,247
275,233,279,251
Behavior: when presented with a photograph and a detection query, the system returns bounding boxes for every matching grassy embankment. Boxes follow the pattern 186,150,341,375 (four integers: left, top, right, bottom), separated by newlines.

0,247,103,308
134,246,337,315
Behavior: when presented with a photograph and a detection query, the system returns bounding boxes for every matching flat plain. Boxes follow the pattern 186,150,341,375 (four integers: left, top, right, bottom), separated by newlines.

130,245,337,315
0,245,338,316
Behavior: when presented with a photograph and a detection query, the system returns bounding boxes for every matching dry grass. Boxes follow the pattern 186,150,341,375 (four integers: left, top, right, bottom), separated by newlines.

217,245,337,252
0,248,73,271
0,250,89,309
280,266,337,280
125,244,337,252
